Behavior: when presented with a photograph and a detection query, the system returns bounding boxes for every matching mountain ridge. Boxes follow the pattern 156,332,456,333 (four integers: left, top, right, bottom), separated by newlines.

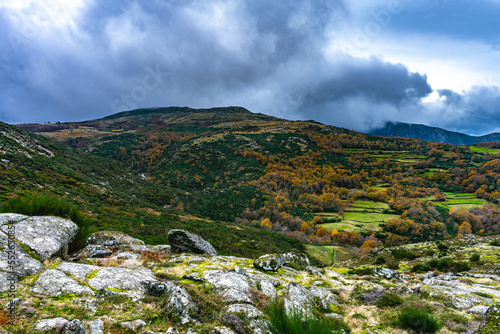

370,121,500,145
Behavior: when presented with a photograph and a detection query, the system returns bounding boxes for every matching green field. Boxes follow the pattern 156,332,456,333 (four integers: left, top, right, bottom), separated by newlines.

319,200,399,232
470,146,500,155
304,244,352,266
436,192,487,209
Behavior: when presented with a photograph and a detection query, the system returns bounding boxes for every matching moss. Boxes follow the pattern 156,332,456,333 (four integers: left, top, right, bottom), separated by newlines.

16,240,42,262
85,270,99,281
477,309,500,334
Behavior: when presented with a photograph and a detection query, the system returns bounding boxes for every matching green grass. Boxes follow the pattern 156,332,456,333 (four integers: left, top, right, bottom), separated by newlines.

395,307,442,333
304,245,347,266
264,300,349,334
470,146,500,155
0,194,90,252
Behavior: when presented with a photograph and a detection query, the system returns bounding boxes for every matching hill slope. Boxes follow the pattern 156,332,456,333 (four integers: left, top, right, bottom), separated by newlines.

16,107,500,253
369,121,500,145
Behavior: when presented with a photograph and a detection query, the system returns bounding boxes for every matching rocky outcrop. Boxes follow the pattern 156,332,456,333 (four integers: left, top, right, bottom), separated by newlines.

0,216,78,261
167,229,217,256
35,317,69,332
284,283,314,318
253,252,310,272
0,213,27,226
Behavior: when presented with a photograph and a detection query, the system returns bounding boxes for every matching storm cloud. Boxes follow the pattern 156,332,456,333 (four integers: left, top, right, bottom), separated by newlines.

0,0,499,135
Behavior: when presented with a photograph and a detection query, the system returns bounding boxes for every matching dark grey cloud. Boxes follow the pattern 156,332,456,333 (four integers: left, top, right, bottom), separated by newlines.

0,0,497,135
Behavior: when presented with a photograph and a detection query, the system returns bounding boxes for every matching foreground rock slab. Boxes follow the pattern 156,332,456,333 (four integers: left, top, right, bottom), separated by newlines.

253,252,310,271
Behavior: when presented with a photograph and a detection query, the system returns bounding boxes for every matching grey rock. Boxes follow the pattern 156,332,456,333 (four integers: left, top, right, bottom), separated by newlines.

226,304,264,319
144,281,177,297
205,271,252,304
88,247,113,258
35,317,68,331
419,271,435,281
56,262,100,281
284,283,314,318
19,305,36,314
212,326,236,334
87,319,104,334
468,305,491,315
30,270,95,296
0,271,14,293
168,229,217,256
308,286,339,309
166,328,179,334
253,253,310,272
249,319,270,334
0,213,27,226
87,231,145,246
0,216,78,261
61,319,86,334
361,289,386,305
150,245,170,253
0,230,44,278
259,280,277,299
374,267,400,280
121,319,146,331
87,267,156,291
231,267,248,277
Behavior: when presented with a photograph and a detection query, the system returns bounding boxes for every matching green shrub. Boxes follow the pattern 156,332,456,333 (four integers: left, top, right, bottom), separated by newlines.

386,257,400,270
428,259,439,268
432,258,471,273
0,194,90,252
264,300,349,334
490,240,500,247
392,249,416,260
347,267,374,276
376,293,404,308
411,264,431,273
396,307,442,333
374,257,386,265
470,253,480,262
436,242,448,251
425,249,435,257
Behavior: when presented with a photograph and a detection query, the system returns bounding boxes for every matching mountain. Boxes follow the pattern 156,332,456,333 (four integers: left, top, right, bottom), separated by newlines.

369,121,500,145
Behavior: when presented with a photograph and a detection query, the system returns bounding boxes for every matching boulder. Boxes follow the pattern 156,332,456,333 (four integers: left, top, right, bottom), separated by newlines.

167,229,217,256
87,319,104,334
0,216,78,261
30,270,95,296
284,283,314,318
60,319,86,334
253,253,310,272
0,271,13,293
374,267,400,280
0,213,27,226
469,306,491,315
204,271,252,304
121,319,146,331
308,286,339,310
477,303,500,334
0,230,44,277
258,280,277,300
360,289,386,305
35,317,69,332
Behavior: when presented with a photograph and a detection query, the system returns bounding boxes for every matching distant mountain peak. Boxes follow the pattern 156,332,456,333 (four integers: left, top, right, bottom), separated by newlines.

369,121,500,145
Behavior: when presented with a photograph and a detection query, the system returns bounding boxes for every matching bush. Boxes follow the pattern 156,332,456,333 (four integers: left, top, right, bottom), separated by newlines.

436,242,448,251
470,253,480,262
374,257,386,265
396,307,442,333
392,249,416,260
430,258,471,273
425,249,436,257
489,240,500,247
376,293,404,308
264,300,349,334
427,259,439,269
347,267,374,276
386,257,400,270
411,264,431,273
0,194,90,252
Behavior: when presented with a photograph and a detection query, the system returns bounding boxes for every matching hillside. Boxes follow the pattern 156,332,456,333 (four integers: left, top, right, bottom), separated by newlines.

369,121,500,145
15,107,500,258
0,121,304,258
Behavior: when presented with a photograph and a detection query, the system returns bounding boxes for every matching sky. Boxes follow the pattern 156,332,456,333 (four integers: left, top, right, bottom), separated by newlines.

0,0,499,135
